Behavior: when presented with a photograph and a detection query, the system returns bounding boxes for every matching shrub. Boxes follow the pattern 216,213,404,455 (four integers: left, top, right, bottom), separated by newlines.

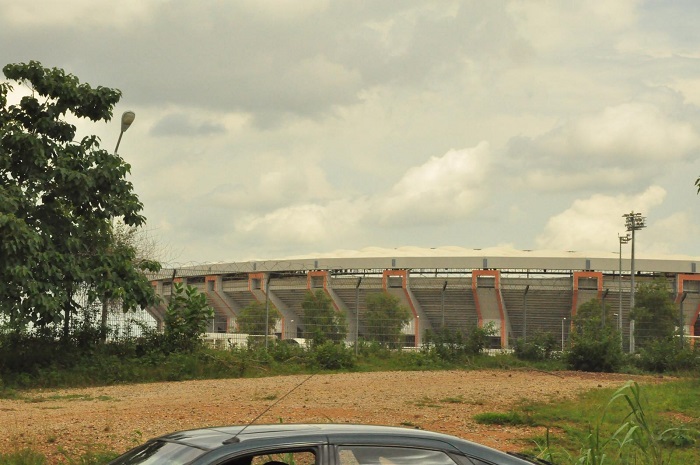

565,327,624,372
422,324,497,361
635,339,700,373
566,299,624,372
513,332,558,361
308,341,355,370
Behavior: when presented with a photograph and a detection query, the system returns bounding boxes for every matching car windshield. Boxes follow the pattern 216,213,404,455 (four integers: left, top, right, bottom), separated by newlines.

109,440,206,465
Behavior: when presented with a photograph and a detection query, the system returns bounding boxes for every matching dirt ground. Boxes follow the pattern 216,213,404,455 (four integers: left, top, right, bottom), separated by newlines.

0,370,664,462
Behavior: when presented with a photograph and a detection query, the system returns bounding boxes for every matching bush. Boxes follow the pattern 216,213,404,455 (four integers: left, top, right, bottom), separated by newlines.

565,327,624,372
635,339,700,373
308,341,355,370
513,333,558,361
566,299,624,372
422,324,497,361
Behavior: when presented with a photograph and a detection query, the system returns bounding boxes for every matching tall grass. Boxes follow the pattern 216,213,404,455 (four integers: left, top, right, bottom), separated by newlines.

532,381,699,465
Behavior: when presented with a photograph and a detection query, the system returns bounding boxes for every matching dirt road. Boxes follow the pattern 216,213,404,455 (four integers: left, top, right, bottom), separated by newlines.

0,370,660,462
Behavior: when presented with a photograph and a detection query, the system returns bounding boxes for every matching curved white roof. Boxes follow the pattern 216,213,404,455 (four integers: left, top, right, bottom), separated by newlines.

158,246,700,278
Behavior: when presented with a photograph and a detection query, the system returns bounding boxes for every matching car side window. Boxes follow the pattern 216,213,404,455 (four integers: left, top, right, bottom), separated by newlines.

337,446,458,465
223,450,316,465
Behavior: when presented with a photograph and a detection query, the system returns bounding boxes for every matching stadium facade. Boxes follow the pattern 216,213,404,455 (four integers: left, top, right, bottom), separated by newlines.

147,247,700,350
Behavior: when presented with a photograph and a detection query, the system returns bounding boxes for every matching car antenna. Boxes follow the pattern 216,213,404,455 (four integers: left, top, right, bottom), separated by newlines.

224,373,315,444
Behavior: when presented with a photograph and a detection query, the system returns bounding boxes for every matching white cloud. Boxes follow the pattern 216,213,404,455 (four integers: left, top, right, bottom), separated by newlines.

508,0,639,53
535,186,667,251
509,101,700,191
0,0,156,27
375,142,490,226
549,102,699,161
234,199,365,245
645,211,700,254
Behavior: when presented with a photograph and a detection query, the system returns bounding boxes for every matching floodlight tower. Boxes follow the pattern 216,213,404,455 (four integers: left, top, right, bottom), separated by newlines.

623,211,646,352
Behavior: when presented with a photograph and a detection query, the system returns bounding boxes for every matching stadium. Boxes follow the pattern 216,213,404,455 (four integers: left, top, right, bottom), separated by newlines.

145,246,700,351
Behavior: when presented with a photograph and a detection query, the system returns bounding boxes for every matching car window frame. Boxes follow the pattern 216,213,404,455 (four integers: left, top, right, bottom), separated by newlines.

203,444,330,465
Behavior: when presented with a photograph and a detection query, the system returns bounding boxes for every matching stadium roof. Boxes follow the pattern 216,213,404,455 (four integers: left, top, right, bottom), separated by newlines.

155,246,700,279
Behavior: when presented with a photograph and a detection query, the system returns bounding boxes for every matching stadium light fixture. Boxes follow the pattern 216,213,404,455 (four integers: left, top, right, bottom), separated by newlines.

623,212,646,352
114,111,136,154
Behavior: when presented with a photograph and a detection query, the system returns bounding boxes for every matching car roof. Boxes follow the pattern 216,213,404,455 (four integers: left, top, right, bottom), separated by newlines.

159,424,456,447
155,424,534,464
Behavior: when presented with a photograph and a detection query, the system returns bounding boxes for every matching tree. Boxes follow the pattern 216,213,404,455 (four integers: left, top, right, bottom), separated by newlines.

364,292,411,347
566,298,624,372
301,289,347,345
97,221,163,340
163,283,214,352
237,301,280,336
631,279,677,348
0,61,159,337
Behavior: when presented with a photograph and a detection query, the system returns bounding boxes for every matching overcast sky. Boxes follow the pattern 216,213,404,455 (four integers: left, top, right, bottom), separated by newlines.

3,0,700,265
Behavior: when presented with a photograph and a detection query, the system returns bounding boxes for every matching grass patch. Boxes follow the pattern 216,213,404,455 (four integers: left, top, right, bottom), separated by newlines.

518,379,700,464
473,411,530,426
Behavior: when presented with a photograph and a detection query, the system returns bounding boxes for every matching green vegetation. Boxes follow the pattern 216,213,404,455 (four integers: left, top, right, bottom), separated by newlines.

566,298,625,372
301,290,347,345
364,292,411,347
473,411,532,426
632,279,679,349
236,301,281,335
525,380,700,464
422,324,498,360
0,61,160,340
162,283,214,353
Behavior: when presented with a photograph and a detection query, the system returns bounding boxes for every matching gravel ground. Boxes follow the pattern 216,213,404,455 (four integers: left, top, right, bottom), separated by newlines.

0,370,662,462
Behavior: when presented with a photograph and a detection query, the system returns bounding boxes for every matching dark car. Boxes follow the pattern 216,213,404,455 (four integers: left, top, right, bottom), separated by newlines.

109,423,548,465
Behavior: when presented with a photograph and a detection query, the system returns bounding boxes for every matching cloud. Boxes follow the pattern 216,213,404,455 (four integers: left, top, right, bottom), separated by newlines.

150,113,226,137
234,199,365,245
206,162,334,211
506,101,700,191
375,142,490,226
535,186,667,251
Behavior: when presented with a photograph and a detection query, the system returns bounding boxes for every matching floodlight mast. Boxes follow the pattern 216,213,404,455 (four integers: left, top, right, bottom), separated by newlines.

622,211,646,352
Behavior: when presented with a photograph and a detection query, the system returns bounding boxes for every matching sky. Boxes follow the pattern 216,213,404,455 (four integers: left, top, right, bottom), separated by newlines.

2,0,700,266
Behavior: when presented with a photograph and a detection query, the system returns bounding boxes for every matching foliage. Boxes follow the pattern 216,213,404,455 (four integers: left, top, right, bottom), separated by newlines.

422,324,497,360
635,338,700,373
631,279,678,348
163,283,214,353
565,299,624,372
300,290,347,345
574,381,698,465
237,301,281,335
529,380,700,464
513,332,558,361
308,340,355,370
0,60,159,335
364,292,411,347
